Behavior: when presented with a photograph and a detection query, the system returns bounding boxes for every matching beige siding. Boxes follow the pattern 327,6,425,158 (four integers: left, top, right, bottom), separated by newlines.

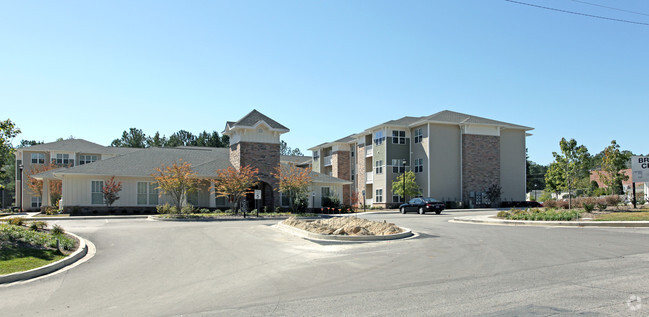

61,175,174,207
500,129,526,201
429,124,461,201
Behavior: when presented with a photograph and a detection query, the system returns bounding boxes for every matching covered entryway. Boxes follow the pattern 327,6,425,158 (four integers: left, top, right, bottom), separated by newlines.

245,181,274,212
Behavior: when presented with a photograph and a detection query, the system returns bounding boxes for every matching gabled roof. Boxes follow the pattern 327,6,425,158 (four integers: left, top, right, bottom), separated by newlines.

49,147,231,178
414,110,533,130
226,109,289,131
17,139,136,154
280,155,311,165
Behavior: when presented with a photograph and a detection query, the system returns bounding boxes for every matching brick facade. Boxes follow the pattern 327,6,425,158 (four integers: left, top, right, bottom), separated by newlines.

230,142,281,207
332,150,351,205
462,134,500,205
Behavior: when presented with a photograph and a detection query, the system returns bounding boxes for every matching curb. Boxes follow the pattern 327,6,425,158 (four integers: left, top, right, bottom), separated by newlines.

276,221,413,241
451,215,649,228
25,215,151,221
149,215,296,222
0,232,88,284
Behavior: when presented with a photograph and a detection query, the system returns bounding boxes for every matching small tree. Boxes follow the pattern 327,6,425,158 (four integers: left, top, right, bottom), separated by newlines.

102,176,123,206
391,171,420,202
272,164,312,213
213,165,259,214
485,183,502,207
152,159,198,209
598,140,630,195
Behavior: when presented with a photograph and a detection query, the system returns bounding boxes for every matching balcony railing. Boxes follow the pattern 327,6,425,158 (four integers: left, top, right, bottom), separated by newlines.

365,145,373,157
324,155,332,167
366,172,373,184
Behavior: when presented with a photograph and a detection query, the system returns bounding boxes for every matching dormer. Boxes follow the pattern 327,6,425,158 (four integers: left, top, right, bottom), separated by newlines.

223,109,289,146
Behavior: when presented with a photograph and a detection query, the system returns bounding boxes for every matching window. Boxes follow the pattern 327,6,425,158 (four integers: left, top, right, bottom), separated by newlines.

321,187,331,198
16,160,22,181
414,158,424,173
31,153,45,164
375,189,383,203
91,181,104,205
31,196,42,208
280,192,290,207
351,150,355,157
392,130,406,144
351,168,355,181
392,194,403,203
187,190,199,206
137,182,159,205
392,159,405,174
52,153,73,166
373,131,385,145
414,128,423,144
215,196,226,206
375,160,383,174
79,155,98,165
313,151,319,160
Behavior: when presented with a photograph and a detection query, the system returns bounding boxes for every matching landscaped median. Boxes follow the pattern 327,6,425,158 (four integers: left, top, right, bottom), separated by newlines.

0,218,88,284
277,216,413,241
452,207,649,227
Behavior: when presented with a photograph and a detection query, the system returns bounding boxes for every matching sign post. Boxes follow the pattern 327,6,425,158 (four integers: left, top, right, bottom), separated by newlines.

631,156,649,209
311,191,316,213
254,190,262,217
362,190,366,213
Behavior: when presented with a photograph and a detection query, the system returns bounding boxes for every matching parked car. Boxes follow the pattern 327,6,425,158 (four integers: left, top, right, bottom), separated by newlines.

399,197,445,214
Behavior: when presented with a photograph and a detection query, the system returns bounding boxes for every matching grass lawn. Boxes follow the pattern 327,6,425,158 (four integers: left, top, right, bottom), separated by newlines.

0,245,66,275
594,212,649,221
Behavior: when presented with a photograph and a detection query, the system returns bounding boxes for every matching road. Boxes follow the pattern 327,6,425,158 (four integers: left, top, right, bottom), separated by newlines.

2,210,649,316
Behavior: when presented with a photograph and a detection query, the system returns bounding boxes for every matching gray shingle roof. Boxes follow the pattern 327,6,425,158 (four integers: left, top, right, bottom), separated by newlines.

19,139,118,154
418,110,532,130
52,147,231,178
230,109,289,131
277,163,350,184
280,155,311,165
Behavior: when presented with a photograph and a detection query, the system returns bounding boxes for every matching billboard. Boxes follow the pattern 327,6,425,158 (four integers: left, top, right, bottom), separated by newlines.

631,156,649,183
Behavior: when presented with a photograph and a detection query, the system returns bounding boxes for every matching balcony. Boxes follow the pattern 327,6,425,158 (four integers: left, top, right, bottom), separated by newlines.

324,155,332,167
365,145,373,157
366,172,373,184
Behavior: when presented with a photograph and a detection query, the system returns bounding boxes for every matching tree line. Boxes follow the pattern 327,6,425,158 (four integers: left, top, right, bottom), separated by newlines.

529,138,640,204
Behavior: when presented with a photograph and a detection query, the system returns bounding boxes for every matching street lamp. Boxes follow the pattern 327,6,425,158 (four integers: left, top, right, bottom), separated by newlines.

402,159,407,203
19,164,24,211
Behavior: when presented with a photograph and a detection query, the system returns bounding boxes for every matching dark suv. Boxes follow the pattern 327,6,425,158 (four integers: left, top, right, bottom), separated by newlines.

399,197,445,214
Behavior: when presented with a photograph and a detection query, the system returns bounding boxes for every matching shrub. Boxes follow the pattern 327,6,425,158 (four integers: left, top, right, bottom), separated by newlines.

556,200,569,209
198,208,210,213
322,195,342,209
544,200,557,208
30,221,48,231
180,204,195,214
156,204,180,214
496,211,509,218
583,203,595,213
275,206,281,213
7,217,25,226
51,224,65,235
263,206,269,213
604,195,622,206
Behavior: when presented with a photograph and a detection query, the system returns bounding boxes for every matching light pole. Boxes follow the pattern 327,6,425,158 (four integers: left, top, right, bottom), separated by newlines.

402,159,407,203
19,164,24,211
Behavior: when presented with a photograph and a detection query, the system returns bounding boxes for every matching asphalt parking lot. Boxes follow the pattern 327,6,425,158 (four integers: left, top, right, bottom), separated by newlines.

2,210,649,316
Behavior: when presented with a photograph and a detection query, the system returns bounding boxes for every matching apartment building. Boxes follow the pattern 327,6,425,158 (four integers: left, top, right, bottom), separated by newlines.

14,139,140,210
16,110,348,212
309,110,533,208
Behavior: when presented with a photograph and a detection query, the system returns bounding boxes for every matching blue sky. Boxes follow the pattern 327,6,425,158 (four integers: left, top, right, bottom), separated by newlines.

2,0,647,165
